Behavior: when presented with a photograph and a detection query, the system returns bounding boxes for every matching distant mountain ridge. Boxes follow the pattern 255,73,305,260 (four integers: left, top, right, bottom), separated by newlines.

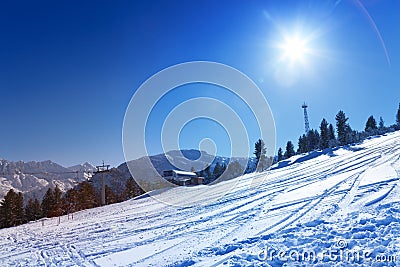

89,150,256,194
0,151,255,200
0,159,95,200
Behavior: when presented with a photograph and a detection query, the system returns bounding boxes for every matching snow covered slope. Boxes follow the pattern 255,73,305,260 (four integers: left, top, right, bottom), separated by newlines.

1,132,399,266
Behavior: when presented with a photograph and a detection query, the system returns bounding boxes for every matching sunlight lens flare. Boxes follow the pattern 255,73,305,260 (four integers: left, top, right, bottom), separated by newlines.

279,34,310,64
271,27,322,87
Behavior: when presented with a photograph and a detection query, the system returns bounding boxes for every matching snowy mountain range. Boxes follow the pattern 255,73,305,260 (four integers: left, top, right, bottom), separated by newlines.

89,150,256,193
0,151,255,200
1,131,399,266
0,160,96,201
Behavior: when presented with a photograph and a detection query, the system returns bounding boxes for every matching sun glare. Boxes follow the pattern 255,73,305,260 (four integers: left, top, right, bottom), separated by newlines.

279,35,309,64
272,28,320,87
283,37,306,61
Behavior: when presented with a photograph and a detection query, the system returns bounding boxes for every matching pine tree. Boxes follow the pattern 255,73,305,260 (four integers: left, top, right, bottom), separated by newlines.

396,103,400,126
306,130,320,151
257,154,268,172
220,163,227,176
25,199,34,222
77,181,99,210
15,192,24,225
51,185,63,217
319,118,329,149
379,116,384,129
245,163,255,173
298,135,308,154
328,124,335,140
0,190,12,227
64,188,79,214
33,198,42,219
105,185,117,204
254,139,267,172
365,115,377,132
122,177,144,201
284,141,295,159
336,110,350,146
213,162,220,178
0,190,13,228
25,198,42,222
277,148,284,162
0,189,24,228
328,123,337,147
123,177,136,200
204,164,212,180
41,188,55,218
220,161,243,180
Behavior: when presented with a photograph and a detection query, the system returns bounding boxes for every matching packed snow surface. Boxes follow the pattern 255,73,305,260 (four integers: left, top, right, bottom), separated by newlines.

1,132,400,266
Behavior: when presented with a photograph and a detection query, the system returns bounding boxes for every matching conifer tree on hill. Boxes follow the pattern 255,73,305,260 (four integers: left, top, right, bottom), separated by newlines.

254,139,267,171
41,187,55,218
284,141,295,159
396,103,400,127
365,115,377,132
320,118,329,150
277,147,284,162
336,110,351,146
25,198,42,222
0,189,24,228
379,116,384,129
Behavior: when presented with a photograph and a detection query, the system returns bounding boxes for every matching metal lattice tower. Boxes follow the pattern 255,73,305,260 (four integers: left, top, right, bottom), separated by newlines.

302,102,310,133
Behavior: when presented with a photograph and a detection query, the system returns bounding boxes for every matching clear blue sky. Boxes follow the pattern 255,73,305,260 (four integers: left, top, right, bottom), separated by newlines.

1,0,399,167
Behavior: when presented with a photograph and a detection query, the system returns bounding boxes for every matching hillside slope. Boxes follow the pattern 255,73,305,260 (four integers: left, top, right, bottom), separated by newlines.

0,132,399,266
89,149,255,193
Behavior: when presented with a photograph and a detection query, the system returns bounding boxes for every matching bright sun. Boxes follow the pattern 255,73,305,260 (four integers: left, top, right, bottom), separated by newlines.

279,34,310,64
271,27,322,86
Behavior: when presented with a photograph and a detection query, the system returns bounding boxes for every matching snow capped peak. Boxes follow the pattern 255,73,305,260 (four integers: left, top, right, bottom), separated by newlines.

68,162,96,172
83,161,94,167
0,159,95,200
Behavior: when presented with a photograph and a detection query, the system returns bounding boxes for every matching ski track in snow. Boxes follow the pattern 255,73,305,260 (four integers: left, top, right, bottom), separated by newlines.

0,132,400,266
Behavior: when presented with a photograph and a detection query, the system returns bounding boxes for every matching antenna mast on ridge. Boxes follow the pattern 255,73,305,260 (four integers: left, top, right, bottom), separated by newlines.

302,102,310,134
